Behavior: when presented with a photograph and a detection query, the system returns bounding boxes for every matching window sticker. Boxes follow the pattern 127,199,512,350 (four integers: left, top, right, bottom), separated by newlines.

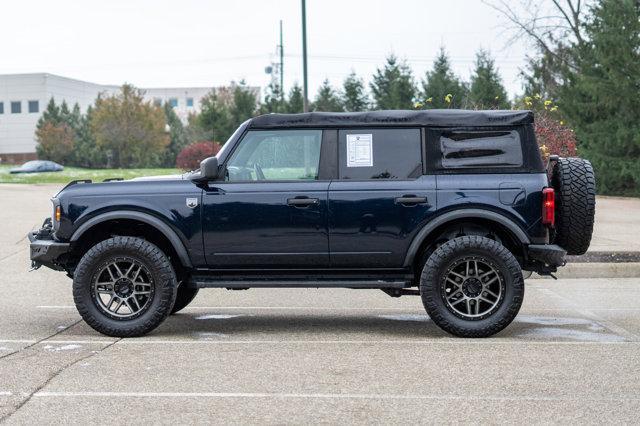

346,134,373,167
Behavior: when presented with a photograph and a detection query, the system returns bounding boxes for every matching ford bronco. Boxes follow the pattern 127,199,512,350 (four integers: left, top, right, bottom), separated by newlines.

28,110,596,338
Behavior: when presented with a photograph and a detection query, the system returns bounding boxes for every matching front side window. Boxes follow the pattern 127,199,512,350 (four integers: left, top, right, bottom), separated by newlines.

0,102,4,114
440,130,522,169
11,101,21,114
226,130,322,181
28,100,39,113
338,128,422,180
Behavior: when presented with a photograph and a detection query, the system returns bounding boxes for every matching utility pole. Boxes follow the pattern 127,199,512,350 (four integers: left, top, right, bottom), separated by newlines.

301,0,309,112
279,20,284,105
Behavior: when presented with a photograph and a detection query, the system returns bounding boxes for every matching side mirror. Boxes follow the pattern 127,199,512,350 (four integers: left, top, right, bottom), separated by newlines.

200,157,220,180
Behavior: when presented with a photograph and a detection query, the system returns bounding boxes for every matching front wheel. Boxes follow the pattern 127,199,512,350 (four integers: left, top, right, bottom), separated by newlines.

420,236,524,337
73,236,178,337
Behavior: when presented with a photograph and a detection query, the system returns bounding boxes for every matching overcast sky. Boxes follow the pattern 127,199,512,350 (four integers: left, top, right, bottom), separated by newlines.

1,0,531,99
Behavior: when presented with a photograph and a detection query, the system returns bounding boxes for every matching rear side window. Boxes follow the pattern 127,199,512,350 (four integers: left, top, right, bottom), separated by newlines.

440,130,523,169
338,128,422,179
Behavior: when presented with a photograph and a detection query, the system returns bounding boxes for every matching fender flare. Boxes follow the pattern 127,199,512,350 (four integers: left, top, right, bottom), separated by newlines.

403,209,530,267
70,210,193,268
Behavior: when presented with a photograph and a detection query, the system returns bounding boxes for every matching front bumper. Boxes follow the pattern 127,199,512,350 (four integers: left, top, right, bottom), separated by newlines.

28,230,70,271
526,244,566,274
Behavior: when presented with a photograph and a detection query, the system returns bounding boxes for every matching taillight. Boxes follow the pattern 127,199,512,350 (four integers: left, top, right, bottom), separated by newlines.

542,187,555,227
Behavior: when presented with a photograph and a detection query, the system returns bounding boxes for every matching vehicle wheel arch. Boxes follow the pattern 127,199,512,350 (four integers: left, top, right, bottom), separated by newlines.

69,211,193,276
405,209,530,273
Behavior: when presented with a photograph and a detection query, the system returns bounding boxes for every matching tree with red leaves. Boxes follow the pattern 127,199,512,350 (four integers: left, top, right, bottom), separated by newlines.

176,142,221,171
534,111,577,161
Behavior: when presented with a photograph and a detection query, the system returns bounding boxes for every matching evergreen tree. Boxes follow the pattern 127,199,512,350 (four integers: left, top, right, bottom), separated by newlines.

341,71,369,112
184,113,210,145
468,49,510,109
230,80,257,127
59,100,72,124
560,0,640,195
260,82,284,114
421,47,467,108
198,89,233,143
36,98,61,130
162,103,188,167
370,54,417,109
312,79,343,112
285,83,304,113
73,105,106,168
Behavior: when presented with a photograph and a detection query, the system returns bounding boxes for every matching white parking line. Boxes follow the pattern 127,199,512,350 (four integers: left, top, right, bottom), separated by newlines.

31,391,640,402
0,391,12,396
0,338,637,346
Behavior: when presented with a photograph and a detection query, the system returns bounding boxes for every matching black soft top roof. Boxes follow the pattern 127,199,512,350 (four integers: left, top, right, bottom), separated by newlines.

248,109,533,129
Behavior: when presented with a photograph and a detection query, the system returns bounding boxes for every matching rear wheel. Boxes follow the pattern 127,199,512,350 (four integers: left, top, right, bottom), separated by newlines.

420,236,524,337
73,236,178,337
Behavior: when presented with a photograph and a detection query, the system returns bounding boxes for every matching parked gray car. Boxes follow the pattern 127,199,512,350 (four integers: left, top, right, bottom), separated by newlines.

9,160,64,174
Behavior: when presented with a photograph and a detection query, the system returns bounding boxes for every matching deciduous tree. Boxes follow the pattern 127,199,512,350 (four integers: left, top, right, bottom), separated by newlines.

35,122,75,164
91,84,169,168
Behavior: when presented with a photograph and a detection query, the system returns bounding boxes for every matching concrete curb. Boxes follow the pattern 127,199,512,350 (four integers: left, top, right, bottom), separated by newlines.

531,262,640,279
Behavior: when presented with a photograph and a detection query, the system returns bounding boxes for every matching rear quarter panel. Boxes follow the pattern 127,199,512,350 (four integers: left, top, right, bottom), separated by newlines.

436,173,549,243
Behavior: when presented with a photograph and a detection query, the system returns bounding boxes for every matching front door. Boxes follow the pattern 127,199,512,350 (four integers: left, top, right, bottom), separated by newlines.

329,128,437,268
203,129,329,268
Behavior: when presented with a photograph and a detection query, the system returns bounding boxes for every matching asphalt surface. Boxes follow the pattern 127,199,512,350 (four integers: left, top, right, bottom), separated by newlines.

1,184,639,424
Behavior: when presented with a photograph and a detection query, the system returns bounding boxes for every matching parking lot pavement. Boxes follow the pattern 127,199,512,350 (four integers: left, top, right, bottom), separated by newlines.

1,184,640,423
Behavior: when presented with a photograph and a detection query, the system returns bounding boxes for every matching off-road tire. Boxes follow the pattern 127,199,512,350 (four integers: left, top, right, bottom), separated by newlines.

73,236,178,337
551,157,596,255
420,236,524,338
171,286,199,314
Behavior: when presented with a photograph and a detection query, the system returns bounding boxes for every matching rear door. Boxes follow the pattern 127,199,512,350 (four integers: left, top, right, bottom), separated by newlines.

328,128,437,268
202,129,330,268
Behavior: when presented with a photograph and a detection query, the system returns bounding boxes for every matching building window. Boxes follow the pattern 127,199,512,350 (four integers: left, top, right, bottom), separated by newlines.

186,97,194,107
153,98,162,107
0,102,4,114
11,101,21,114
28,100,39,113
169,98,178,108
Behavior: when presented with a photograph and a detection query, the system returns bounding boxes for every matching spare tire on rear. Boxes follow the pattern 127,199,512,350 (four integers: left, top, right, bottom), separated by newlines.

550,157,596,255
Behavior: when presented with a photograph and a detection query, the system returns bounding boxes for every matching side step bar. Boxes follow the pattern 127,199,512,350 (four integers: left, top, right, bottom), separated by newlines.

189,277,410,289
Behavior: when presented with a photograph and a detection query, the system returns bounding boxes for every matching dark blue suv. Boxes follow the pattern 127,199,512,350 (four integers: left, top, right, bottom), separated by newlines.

29,110,596,338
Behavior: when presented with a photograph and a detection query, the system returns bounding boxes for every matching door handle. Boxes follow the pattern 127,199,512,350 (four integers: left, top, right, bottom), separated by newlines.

395,195,428,206
287,197,319,207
